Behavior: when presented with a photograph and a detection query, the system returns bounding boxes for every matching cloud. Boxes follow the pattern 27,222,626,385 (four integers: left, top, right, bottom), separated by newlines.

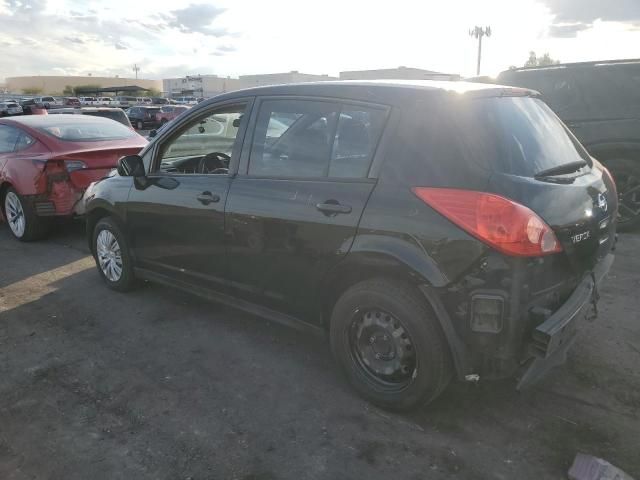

216,44,236,52
167,3,227,36
548,23,591,38
541,0,640,36
114,42,127,50
64,36,85,44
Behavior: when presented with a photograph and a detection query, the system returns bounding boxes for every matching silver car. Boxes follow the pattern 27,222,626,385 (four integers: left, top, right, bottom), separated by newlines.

0,102,23,116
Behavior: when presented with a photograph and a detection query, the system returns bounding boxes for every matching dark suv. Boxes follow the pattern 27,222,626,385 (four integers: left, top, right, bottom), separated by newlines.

84,81,616,410
497,59,640,231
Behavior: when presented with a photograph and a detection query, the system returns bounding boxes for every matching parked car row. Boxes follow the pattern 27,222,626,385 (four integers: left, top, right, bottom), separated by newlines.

49,107,134,129
0,79,620,411
127,105,190,130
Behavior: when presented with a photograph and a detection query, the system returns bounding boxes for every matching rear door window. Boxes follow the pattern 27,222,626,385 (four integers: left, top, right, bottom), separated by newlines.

330,107,387,178
248,99,386,179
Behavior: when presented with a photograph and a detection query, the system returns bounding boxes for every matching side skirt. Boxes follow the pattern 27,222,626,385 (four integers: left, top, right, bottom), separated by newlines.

134,267,325,337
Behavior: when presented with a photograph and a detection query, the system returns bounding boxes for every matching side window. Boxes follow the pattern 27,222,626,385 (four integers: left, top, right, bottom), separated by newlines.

248,99,339,177
0,125,21,153
248,99,387,179
155,103,247,175
329,107,387,178
15,132,35,151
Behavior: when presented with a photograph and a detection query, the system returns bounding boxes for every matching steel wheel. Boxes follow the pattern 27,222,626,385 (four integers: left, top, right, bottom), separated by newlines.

349,309,417,391
96,229,123,282
4,191,26,238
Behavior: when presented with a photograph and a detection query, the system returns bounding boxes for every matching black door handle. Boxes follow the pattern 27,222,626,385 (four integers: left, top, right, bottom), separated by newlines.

196,191,220,205
316,202,352,215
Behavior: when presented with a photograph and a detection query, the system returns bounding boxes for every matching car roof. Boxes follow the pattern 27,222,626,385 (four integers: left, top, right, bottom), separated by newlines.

50,107,124,113
205,79,534,107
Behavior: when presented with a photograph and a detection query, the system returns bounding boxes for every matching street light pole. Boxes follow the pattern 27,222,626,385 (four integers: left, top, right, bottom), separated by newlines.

469,26,492,76
133,64,140,80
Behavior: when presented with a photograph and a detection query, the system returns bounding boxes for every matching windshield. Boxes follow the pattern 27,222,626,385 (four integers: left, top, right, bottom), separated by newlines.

37,118,136,141
443,96,591,177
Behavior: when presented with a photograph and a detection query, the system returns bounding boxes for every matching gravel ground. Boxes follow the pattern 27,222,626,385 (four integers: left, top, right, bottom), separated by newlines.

0,221,638,480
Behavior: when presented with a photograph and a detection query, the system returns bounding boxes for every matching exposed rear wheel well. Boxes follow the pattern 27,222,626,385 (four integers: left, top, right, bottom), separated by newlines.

321,262,426,331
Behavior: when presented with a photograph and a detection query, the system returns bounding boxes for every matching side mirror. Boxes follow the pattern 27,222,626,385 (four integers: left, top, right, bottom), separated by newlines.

148,129,157,138
117,155,145,177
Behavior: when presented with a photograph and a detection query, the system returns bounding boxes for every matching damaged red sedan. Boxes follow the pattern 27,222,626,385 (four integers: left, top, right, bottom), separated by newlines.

0,115,147,241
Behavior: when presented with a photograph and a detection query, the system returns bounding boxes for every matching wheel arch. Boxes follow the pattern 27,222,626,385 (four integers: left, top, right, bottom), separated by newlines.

319,236,469,379
86,201,124,254
0,181,14,219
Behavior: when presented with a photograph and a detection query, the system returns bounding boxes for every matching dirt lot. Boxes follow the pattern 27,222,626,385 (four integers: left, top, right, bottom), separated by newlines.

0,222,638,480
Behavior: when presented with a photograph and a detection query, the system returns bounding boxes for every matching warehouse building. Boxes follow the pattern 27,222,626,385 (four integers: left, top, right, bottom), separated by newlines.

5,76,162,95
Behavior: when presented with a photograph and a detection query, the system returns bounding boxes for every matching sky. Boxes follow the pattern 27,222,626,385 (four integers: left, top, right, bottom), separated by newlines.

1,0,639,82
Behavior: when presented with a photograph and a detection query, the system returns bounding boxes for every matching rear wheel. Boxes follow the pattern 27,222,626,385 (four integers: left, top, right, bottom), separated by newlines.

92,217,136,291
606,158,640,232
330,278,452,411
2,187,49,241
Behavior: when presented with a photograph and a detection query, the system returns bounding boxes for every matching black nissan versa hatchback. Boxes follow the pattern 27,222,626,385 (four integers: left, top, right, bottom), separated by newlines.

84,80,617,410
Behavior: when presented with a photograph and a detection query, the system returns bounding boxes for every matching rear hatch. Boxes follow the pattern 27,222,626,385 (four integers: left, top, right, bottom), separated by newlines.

446,94,617,276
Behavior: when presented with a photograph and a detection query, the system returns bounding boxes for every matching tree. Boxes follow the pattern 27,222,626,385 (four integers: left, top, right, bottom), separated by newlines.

72,84,103,95
22,87,43,95
525,51,560,67
141,88,161,98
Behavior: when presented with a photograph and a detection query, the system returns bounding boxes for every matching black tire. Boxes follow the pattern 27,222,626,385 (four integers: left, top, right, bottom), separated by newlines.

2,187,49,241
330,278,453,411
92,217,137,292
604,158,640,232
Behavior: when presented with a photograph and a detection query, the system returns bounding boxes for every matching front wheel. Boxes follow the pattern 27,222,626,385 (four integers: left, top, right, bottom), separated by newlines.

92,217,136,291
330,278,452,411
2,187,49,241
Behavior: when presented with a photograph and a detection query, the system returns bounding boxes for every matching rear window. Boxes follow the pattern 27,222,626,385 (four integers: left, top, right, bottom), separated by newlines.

37,118,136,141
82,110,130,126
406,96,590,179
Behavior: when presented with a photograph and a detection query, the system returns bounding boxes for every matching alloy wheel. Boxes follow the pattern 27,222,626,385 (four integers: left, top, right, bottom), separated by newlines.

96,229,123,282
616,171,640,227
4,191,26,238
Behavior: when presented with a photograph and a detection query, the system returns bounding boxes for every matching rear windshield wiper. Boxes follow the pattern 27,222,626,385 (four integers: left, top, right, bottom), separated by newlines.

534,160,588,179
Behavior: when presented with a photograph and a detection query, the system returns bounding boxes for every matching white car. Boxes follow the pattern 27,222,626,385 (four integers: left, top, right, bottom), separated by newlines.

32,96,62,108
98,97,113,106
0,101,23,116
80,96,98,106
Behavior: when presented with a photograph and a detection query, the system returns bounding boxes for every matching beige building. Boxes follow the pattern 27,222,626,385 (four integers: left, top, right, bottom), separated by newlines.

238,71,337,88
163,71,338,99
163,75,241,98
5,76,162,95
340,66,460,81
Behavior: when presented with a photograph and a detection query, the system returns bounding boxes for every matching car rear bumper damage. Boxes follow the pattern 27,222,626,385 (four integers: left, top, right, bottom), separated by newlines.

516,252,615,390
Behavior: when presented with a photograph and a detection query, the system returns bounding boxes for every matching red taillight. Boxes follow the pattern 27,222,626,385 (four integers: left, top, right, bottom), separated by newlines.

412,187,563,257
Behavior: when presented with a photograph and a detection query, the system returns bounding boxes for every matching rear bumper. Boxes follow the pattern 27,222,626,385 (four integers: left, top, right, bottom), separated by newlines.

516,253,614,389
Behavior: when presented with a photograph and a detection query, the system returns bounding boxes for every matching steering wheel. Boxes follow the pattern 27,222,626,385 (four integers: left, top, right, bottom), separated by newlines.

198,152,230,174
